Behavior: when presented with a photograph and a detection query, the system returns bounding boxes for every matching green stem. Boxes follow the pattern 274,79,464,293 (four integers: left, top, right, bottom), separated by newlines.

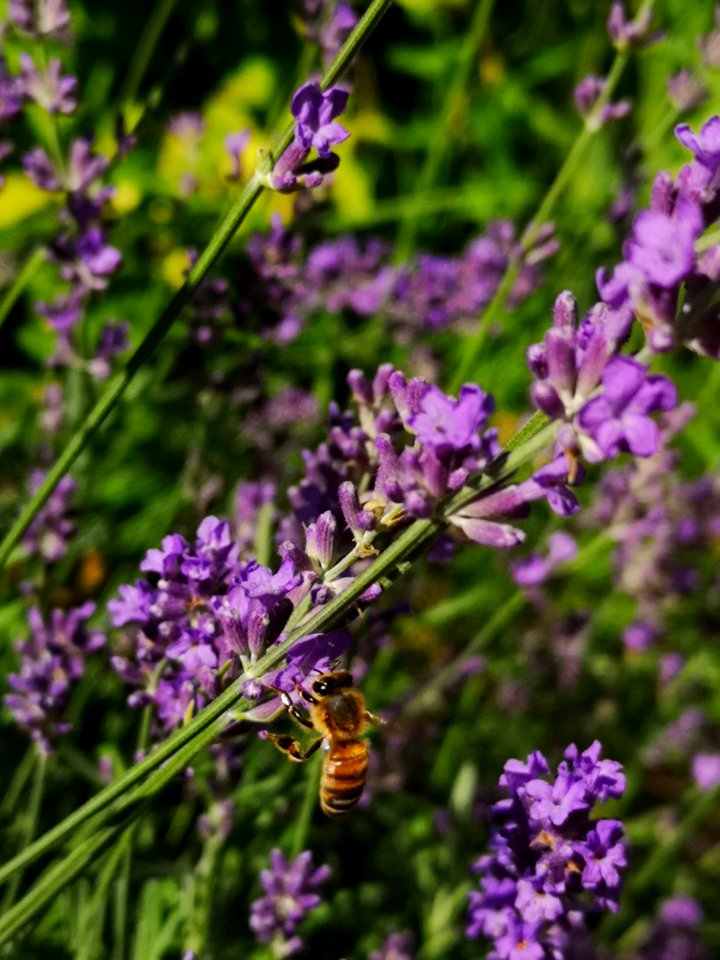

0,410,557,909
111,836,133,960
448,45,631,393
111,706,153,960
0,247,46,334
290,757,322,858
0,0,395,576
0,815,136,943
405,590,526,719
0,746,34,817
117,0,179,112
183,825,225,957
394,0,495,259
1,751,47,913
0,172,256,572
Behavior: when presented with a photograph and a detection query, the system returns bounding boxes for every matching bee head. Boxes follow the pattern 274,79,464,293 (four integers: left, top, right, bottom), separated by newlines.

312,671,353,697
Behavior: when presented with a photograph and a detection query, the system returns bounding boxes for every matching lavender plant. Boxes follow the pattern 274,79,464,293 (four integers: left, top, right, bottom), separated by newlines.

1,1,720,958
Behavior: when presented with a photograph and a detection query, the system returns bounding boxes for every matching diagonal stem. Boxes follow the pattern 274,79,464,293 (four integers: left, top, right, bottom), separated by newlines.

0,409,555,901
0,0,395,574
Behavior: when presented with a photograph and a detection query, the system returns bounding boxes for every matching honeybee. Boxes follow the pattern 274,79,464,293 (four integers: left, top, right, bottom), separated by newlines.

266,670,384,818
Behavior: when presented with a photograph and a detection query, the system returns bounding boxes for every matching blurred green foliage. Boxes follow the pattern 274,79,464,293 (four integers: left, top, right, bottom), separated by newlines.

1,0,720,957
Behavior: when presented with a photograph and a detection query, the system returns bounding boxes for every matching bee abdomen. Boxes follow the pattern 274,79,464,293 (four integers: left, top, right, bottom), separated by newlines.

321,740,368,818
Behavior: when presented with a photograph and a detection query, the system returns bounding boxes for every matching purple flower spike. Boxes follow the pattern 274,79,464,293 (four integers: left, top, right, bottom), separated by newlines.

511,532,577,586
225,128,250,181
23,147,61,192
607,0,663,51
20,54,77,114
249,848,330,956
10,0,71,37
369,932,414,960
291,81,350,158
574,74,631,128
675,116,720,173
692,753,720,791
468,742,627,957
23,470,76,563
4,604,104,754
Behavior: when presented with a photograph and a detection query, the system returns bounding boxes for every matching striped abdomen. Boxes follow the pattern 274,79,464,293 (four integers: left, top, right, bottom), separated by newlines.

320,739,368,818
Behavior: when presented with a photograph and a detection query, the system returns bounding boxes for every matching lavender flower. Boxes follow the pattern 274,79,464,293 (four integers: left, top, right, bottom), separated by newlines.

318,2,358,64
225,128,250,181
698,6,720,67
369,932,414,960
4,604,105,755
595,115,720,357
238,217,551,341
293,82,350,156
264,81,350,192
22,470,76,564
298,0,358,64
574,74,631,129
528,291,677,464
0,57,23,186
511,532,577,587
249,848,330,958
9,0,71,38
666,70,707,112
86,321,130,379
692,753,720,791
607,1,664,51
20,54,77,114
0,57,23,123
467,742,627,957
109,514,347,733
587,404,720,657
638,895,709,960
22,131,123,371
576,356,677,462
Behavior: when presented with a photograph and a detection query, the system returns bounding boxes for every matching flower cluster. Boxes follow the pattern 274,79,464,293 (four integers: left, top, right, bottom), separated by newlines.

607,0,664,52
4,2,129,374
4,603,105,754
9,0,71,39
467,741,627,958
369,932,414,960
108,516,336,733
249,848,330,958
264,81,350,192
22,470,76,565
588,403,720,655
597,115,720,357
235,217,554,344
297,0,358,65
637,895,709,960
511,532,577,588
574,75,630,129
282,365,578,559
0,55,23,188
109,363,583,735
528,290,677,466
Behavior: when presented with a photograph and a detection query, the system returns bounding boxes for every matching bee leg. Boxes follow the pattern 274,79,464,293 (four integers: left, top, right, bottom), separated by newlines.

265,733,324,763
295,681,318,705
288,705,315,731
268,683,314,730
365,710,386,727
